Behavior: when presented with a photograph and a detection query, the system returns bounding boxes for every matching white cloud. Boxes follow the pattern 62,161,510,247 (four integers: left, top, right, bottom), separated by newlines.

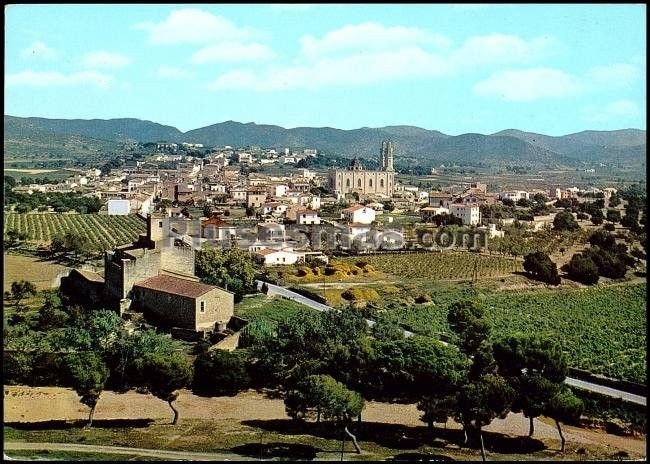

81,51,130,69
586,63,640,87
209,47,449,92
21,41,58,60
583,99,642,122
157,65,193,79
6,70,114,88
451,34,555,69
191,42,276,64
135,8,252,45
473,68,581,101
300,22,451,58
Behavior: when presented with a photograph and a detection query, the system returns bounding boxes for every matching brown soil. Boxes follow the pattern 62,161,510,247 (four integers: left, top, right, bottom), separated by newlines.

4,386,646,458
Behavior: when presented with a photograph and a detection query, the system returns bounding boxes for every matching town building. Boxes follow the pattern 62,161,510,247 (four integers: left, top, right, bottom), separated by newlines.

327,141,396,196
448,204,481,225
343,204,376,224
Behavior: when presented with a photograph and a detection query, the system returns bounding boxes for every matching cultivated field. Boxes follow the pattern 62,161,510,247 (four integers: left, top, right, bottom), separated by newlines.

3,254,68,292
379,282,647,384
340,252,523,281
4,213,146,251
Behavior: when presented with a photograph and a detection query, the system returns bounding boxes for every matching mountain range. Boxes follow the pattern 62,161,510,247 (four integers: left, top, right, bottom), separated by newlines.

4,115,646,168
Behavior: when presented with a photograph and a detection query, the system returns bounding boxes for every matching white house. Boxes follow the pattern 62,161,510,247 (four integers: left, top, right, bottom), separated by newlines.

420,206,449,222
297,209,321,225
107,199,130,215
449,204,481,225
499,191,529,201
342,204,376,224
262,202,289,216
237,152,253,164
254,248,301,266
270,184,289,198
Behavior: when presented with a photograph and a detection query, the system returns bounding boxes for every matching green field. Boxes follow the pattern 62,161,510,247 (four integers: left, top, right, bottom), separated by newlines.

377,282,647,384
247,280,646,384
235,295,310,323
4,213,146,251
340,252,524,281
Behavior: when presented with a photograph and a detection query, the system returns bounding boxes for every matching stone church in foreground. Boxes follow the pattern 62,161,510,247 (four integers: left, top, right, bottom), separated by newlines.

61,213,234,335
327,140,395,197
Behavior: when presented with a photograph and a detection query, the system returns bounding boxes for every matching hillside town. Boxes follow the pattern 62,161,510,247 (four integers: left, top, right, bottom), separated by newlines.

3,4,646,463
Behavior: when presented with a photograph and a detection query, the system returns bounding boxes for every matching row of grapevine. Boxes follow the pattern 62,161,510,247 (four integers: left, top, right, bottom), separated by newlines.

341,252,523,280
3,213,146,251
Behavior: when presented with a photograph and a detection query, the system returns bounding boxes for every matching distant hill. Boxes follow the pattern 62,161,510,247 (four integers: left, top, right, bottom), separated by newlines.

4,115,646,168
493,128,646,163
4,116,122,161
4,116,183,144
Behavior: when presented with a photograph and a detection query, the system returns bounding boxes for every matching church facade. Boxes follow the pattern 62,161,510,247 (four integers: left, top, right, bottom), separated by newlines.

328,141,395,196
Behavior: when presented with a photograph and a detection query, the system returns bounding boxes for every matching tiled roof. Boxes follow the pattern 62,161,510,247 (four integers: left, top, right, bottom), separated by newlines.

343,204,365,212
134,275,218,298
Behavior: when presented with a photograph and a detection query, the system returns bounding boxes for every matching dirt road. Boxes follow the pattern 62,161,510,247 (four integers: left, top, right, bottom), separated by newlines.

4,386,646,458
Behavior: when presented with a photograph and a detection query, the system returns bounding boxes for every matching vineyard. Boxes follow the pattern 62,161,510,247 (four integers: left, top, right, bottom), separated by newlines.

4,213,146,251
340,252,523,280
380,282,646,384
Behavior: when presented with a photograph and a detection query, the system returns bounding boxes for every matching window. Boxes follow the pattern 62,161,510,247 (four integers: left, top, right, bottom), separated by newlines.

380,179,385,188
358,179,362,187
200,301,205,313
346,179,351,188
369,179,373,187
158,221,163,227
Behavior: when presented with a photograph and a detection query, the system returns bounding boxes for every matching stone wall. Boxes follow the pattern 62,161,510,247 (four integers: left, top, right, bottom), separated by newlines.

122,249,161,298
134,286,196,330
195,288,234,331
161,246,194,276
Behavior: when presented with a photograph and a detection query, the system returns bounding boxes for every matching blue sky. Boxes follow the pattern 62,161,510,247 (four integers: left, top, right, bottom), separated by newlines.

4,4,646,135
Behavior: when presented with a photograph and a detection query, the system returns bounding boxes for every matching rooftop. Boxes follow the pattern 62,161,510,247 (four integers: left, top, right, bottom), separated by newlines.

134,274,223,298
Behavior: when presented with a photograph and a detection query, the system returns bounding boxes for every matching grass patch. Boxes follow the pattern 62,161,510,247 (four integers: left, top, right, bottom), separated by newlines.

235,295,313,324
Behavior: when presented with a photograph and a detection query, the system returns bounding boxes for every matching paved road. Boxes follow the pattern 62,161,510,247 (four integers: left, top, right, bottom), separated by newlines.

564,377,646,406
258,281,413,336
257,280,646,407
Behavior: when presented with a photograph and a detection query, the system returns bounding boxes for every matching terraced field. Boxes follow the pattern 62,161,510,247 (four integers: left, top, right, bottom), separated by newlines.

4,213,146,251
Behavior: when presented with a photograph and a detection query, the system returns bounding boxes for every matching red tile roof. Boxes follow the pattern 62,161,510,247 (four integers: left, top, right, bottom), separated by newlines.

134,275,218,299
343,204,365,212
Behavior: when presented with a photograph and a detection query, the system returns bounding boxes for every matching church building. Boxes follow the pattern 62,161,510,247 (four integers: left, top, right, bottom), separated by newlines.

327,140,395,196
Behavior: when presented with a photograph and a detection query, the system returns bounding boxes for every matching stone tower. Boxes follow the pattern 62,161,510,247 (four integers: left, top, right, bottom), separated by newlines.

380,140,394,172
147,212,169,246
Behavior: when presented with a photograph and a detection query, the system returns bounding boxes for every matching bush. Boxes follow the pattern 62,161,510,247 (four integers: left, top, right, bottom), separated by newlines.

565,253,599,285
523,251,561,285
341,287,380,302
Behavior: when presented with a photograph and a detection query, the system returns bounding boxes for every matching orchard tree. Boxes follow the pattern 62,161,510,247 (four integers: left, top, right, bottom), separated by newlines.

606,209,621,224
10,280,37,310
564,253,599,285
192,349,250,396
142,352,193,425
447,300,491,356
455,373,515,462
553,211,579,231
195,247,257,302
523,252,560,285
64,352,109,427
285,374,365,454
493,334,568,437
545,386,584,452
